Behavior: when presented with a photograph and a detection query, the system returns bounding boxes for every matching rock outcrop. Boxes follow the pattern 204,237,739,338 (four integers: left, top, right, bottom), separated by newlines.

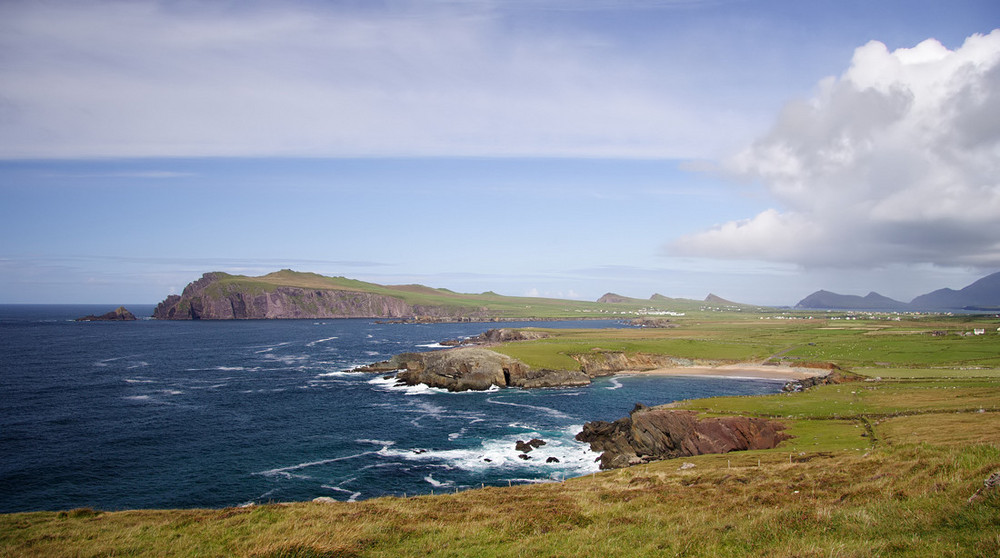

572,351,694,377
393,347,591,391
153,272,481,320
76,306,137,321
576,404,792,469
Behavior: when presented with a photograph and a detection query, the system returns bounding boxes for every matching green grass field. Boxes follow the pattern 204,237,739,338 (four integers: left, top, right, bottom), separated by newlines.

3,310,999,556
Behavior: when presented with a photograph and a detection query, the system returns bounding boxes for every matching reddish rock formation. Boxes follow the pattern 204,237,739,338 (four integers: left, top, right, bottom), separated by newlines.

576,404,792,469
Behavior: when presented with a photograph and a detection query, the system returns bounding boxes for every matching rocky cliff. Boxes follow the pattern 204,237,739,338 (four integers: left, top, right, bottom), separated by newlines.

153,272,482,320
392,347,591,391
576,404,792,469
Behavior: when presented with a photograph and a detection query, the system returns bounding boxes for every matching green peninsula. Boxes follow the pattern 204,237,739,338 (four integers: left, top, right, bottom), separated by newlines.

152,269,749,320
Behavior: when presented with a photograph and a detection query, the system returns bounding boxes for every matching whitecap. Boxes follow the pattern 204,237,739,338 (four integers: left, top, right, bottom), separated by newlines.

214,366,246,372
306,336,339,347
322,485,362,502
257,452,376,478
367,376,450,396
317,370,363,378
356,439,396,449
416,342,448,349
124,395,151,401
605,378,623,390
124,378,155,384
424,474,454,488
377,426,599,477
486,396,570,419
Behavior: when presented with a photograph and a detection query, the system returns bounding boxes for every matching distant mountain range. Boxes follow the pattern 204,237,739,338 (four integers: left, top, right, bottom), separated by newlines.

795,271,1000,311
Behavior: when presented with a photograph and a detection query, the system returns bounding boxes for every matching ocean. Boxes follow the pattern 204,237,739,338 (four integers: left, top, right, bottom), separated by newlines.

0,305,786,512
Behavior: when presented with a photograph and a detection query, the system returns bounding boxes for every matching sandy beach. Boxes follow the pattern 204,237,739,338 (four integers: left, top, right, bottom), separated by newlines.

621,363,827,381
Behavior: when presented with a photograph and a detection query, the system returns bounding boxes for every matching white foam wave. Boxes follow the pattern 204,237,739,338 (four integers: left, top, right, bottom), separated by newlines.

255,342,292,354
368,376,451,396
215,366,246,372
124,378,154,384
322,485,362,502
424,474,454,488
416,342,448,349
377,425,599,477
317,370,363,378
486,397,570,419
123,395,150,401
356,439,396,448
605,378,623,390
257,452,376,478
127,361,150,369
306,336,339,347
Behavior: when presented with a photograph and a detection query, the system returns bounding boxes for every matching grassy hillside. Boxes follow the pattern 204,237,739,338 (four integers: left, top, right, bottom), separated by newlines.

3,311,998,556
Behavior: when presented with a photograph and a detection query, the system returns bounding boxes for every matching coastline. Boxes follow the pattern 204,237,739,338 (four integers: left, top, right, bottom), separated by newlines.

618,363,827,381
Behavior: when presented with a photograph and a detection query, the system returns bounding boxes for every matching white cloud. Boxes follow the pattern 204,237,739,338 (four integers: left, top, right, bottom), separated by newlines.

0,0,741,159
672,30,1000,270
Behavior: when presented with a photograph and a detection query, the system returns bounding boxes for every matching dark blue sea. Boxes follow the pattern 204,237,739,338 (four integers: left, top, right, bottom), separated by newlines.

0,305,786,513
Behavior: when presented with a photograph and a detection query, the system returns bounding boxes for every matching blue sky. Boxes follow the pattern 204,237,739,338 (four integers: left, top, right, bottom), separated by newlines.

1,0,998,305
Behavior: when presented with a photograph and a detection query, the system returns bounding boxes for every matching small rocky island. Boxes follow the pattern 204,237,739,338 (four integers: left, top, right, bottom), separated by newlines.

76,306,137,321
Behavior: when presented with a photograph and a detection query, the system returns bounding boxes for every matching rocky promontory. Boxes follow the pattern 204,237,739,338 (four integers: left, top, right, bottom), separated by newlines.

76,306,137,321
153,271,487,320
576,404,791,469
391,347,591,391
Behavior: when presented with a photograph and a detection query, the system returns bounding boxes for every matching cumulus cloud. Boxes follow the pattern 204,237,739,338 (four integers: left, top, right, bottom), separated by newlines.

0,0,735,159
672,30,1000,269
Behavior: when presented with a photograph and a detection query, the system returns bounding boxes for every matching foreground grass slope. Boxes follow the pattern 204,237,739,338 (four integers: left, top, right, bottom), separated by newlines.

3,311,999,556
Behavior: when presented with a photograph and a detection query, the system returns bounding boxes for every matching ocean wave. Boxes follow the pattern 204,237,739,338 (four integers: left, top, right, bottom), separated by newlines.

317,370,365,378
605,378,623,390
254,342,292,354
416,342,448,349
368,376,451,396
486,396,570,419
376,427,599,477
322,485,362,502
424,474,454,488
257,451,377,478
306,336,339,347
356,439,396,449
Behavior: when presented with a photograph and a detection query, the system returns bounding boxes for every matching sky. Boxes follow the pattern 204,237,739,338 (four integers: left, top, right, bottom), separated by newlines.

1,0,998,306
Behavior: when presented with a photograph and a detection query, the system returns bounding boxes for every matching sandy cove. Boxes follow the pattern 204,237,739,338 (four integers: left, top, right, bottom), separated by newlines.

620,363,827,381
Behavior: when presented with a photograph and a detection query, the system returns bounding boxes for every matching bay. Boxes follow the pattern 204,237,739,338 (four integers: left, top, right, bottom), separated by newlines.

0,305,785,512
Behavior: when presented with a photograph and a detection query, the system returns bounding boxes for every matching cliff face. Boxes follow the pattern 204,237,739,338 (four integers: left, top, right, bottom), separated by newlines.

576,404,791,469
393,347,591,392
153,272,471,320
